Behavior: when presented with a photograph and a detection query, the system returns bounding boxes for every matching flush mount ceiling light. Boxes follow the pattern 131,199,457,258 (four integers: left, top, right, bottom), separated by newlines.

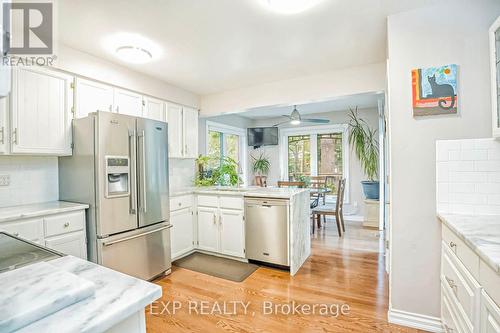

102,33,161,64
260,0,324,14
115,46,152,64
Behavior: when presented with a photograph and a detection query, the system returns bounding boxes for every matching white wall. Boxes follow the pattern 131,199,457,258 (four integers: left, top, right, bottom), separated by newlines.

0,157,58,208
55,44,200,108
387,0,500,323
250,108,378,216
200,62,386,116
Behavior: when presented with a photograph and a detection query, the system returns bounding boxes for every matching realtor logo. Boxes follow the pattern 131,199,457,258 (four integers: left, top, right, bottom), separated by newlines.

3,2,53,55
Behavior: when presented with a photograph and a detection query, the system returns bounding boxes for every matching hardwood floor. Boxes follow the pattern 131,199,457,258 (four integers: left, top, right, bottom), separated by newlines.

146,220,427,333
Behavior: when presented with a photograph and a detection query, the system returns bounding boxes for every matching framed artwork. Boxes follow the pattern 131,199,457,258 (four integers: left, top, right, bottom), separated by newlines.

412,64,458,116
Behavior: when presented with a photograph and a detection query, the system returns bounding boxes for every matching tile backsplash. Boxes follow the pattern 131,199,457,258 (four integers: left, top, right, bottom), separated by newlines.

436,138,500,215
0,156,59,208
169,158,195,191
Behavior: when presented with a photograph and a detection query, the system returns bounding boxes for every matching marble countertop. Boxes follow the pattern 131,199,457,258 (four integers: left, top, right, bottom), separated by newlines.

438,213,500,275
170,186,309,199
0,201,89,223
14,255,161,333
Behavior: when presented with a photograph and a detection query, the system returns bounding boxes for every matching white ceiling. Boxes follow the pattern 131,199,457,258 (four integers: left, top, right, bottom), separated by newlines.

57,0,439,95
236,92,381,119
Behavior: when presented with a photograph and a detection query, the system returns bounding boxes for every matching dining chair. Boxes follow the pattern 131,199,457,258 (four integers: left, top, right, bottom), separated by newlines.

311,179,346,236
309,176,327,204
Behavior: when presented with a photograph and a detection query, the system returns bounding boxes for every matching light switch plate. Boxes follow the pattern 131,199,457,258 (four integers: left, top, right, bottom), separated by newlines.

0,175,10,186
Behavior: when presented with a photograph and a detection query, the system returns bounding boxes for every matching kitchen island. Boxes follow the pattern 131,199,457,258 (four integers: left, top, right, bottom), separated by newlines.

1,250,161,333
170,186,311,275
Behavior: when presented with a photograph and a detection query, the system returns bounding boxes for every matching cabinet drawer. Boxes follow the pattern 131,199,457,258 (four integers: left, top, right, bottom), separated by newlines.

219,196,244,210
170,195,193,212
481,290,500,333
44,211,85,237
442,286,466,333
480,261,500,308
197,195,219,207
442,243,480,331
442,224,480,279
0,218,44,242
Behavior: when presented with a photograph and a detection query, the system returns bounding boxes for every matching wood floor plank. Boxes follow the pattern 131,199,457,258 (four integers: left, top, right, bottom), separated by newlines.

145,221,428,333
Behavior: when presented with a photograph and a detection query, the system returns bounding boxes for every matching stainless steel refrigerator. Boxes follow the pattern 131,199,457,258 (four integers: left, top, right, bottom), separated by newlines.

59,111,171,280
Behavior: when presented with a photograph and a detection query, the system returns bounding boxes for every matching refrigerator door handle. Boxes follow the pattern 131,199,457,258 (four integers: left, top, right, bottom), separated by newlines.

128,129,137,215
138,130,147,213
102,224,172,246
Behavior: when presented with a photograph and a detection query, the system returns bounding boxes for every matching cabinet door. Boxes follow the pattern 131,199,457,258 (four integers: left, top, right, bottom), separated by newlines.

45,231,87,259
0,96,8,153
219,209,245,258
481,291,500,333
183,106,198,158
197,207,219,252
11,67,73,155
75,78,114,118
144,96,165,121
167,103,183,158
170,207,194,259
114,88,143,117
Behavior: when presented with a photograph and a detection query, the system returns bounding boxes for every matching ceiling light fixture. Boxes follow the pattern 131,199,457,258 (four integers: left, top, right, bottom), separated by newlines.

115,46,152,64
102,33,161,64
260,0,324,14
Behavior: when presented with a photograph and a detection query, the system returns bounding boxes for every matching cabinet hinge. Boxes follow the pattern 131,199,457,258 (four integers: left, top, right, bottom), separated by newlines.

243,249,246,254
70,142,74,149
142,100,146,107
70,82,75,89
71,106,75,114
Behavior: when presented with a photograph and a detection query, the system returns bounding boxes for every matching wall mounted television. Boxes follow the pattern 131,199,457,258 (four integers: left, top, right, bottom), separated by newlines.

247,127,279,148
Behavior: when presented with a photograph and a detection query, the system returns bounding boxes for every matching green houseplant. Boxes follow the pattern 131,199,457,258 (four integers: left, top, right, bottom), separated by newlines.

348,107,379,200
251,152,270,187
195,155,241,187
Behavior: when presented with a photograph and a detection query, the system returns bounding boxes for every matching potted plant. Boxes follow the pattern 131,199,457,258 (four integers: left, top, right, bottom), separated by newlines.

195,155,241,187
251,152,270,187
348,107,379,200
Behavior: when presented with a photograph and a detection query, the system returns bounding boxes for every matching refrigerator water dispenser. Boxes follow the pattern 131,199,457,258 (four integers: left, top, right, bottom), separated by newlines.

105,156,130,198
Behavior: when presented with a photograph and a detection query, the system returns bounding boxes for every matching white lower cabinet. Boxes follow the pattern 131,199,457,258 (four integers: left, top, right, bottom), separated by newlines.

45,232,87,259
170,207,194,259
0,209,87,259
219,209,245,258
441,224,500,333
197,207,219,253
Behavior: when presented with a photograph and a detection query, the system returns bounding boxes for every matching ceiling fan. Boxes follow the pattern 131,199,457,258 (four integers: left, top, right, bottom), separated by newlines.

273,105,330,127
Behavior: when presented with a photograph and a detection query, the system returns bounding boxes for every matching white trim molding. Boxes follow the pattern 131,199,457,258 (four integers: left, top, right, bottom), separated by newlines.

388,308,443,333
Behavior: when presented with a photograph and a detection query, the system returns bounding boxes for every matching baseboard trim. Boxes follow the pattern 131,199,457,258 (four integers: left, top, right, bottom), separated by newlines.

388,308,443,333
344,215,363,222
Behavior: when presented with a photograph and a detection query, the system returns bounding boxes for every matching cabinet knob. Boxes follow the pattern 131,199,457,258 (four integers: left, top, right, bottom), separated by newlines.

13,232,19,237
178,202,182,206
64,222,70,228
445,276,457,292
449,241,456,248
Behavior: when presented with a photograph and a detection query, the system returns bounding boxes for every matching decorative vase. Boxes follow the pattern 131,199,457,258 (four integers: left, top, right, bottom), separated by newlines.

255,175,267,187
361,181,380,200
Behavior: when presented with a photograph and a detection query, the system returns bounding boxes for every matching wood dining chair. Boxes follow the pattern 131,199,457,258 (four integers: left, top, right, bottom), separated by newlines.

311,179,346,236
309,176,327,204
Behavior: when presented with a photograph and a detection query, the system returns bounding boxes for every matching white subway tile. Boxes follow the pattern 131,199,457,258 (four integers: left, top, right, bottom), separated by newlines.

449,161,474,172
473,205,500,215
450,183,475,193
461,150,488,161
449,171,488,183
460,140,475,150
450,203,475,214
488,172,500,182
450,193,488,205
473,138,498,149
474,160,500,172
437,162,450,182
476,183,500,194
488,194,500,205
487,148,500,161
437,183,449,203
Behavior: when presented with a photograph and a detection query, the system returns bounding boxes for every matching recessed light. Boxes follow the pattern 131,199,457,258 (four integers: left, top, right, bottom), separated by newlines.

260,0,324,14
102,33,161,64
115,46,152,64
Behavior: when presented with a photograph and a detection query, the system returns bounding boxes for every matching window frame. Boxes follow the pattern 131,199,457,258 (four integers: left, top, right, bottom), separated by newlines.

279,124,350,203
205,121,247,185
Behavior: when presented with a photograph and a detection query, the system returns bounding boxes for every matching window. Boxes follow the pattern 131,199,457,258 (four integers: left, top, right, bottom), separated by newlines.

205,121,247,182
280,125,349,201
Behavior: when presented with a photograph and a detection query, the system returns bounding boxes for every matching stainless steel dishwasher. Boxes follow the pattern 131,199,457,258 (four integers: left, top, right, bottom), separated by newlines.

244,197,289,266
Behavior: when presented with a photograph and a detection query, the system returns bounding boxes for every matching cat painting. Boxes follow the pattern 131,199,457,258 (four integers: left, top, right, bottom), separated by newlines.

427,74,456,110
411,64,458,116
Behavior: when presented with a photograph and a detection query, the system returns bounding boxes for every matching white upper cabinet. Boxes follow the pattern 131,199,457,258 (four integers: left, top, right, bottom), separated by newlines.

144,96,166,121
167,103,198,159
0,97,7,154
167,103,184,158
490,16,500,137
113,88,143,117
10,67,73,156
183,106,199,158
74,78,114,118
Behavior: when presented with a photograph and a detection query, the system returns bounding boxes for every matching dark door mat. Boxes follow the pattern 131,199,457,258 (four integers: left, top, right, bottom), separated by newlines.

173,252,259,282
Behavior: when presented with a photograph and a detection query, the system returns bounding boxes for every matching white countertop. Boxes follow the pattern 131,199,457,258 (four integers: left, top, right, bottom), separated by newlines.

438,213,500,275
170,186,309,199
0,201,89,223
13,255,161,333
